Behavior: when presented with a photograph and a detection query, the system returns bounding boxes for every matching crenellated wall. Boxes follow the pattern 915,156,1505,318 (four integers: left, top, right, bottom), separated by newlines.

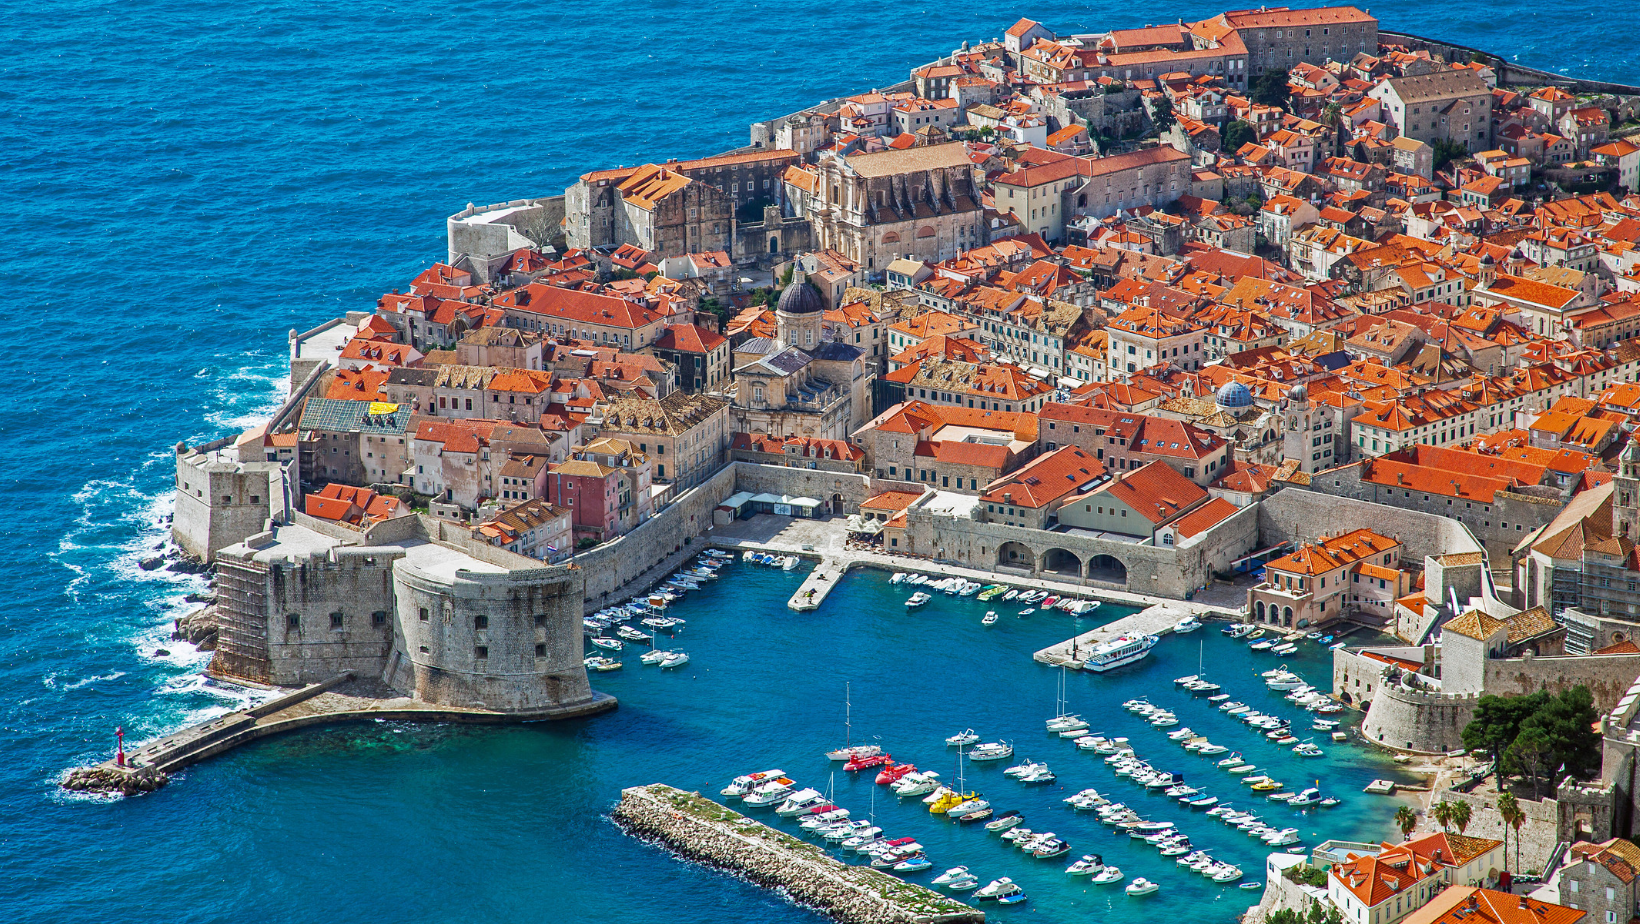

1361,684,1479,753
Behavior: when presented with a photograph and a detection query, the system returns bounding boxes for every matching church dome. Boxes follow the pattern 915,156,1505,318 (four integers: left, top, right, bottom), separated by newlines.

1288,383,1308,403
1216,381,1254,410
776,282,824,315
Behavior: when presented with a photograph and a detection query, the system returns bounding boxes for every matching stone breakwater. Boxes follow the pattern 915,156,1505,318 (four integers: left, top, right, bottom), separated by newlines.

62,765,168,796
612,784,983,924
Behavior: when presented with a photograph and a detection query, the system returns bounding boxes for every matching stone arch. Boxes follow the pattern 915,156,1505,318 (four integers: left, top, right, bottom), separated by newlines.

1256,600,1266,621
1041,548,1082,577
831,492,844,514
1282,606,1294,627
769,236,779,254
916,225,937,239
1340,690,1353,705
998,541,1035,572
1087,554,1128,583
881,231,901,244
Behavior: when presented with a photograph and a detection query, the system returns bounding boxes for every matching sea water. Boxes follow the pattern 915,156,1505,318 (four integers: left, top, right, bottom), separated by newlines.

6,0,1639,920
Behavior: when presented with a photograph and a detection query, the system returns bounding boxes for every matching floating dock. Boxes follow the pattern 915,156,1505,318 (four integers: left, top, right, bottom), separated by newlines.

614,784,983,924
1033,602,1212,666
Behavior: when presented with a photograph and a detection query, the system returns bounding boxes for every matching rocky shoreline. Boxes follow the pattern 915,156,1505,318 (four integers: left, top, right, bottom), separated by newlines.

613,784,982,924
61,765,169,797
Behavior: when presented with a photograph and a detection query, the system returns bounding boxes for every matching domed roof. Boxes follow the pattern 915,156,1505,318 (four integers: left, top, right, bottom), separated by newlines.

776,282,824,315
1288,383,1308,403
1479,253,1494,265
1624,439,1640,463
1216,381,1254,410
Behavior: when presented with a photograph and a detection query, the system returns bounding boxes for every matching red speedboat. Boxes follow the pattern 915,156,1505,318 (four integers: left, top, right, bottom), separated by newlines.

876,762,916,785
845,753,892,772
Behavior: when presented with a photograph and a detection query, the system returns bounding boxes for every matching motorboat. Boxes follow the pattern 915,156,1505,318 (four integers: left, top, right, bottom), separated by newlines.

741,778,797,807
906,592,931,608
615,626,650,642
893,855,932,873
1293,743,1324,758
1174,616,1203,633
1066,854,1105,876
999,827,1032,845
838,826,882,848
968,742,1014,762
1271,643,1297,657
960,807,993,824
640,649,672,665
583,656,622,672
1313,719,1340,731
1287,788,1321,807
1018,607,1035,616
891,572,907,584
782,556,799,572
946,729,980,748
773,788,825,815
659,651,690,669
876,762,916,785
982,612,998,626
1198,743,1228,756
932,866,977,888
1187,795,1219,808
1001,589,1020,601
1125,877,1160,896
985,811,1022,832
978,585,1007,601
892,772,941,797
1004,760,1047,779
799,808,850,830
975,879,1025,903
722,769,788,798
1212,866,1244,883
1263,828,1300,847
1019,765,1056,785
1249,640,1274,651
947,797,991,819
1090,866,1125,885
1032,837,1071,859
929,790,973,814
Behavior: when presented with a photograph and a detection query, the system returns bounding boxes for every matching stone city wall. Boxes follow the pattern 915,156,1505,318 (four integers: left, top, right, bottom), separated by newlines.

1482,652,1640,712
572,461,738,610
1259,487,1484,565
1361,685,1479,754
1425,786,1562,874
613,784,981,924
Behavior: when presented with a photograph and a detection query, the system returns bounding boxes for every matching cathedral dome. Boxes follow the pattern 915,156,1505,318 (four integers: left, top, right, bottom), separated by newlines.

776,282,824,315
1288,383,1308,403
1216,381,1253,410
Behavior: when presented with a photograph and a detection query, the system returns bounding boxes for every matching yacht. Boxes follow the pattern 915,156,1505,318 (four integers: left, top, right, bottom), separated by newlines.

945,729,980,747
932,866,977,888
892,772,941,797
741,778,797,807
1082,633,1160,672
659,651,690,669
1126,877,1160,896
968,742,1014,762
906,592,931,608
974,878,1025,903
1174,616,1203,633
1033,837,1072,859
1287,788,1322,807
773,788,825,815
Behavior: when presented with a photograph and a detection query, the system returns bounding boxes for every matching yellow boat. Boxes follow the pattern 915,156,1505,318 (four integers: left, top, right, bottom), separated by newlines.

1251,780,1284,792
929,790,973,814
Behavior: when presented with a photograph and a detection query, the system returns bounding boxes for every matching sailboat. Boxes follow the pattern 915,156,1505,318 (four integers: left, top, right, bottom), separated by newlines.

944,743,986,819
1045,666,1088,734
827,682,882,761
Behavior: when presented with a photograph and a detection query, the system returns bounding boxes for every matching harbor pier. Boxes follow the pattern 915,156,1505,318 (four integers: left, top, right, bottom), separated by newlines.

1033,602,1219,666
614,784,983,924
789,555,848,610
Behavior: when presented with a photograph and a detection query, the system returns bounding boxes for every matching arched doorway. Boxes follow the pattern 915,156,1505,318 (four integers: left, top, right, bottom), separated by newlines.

832,493,844,514
1340,691,1353,705
769,236,779,254
1086,554,1127,583
1282,606,1293,627
1041,548,1082,577
1256,601,1266,621
998,542,1035,573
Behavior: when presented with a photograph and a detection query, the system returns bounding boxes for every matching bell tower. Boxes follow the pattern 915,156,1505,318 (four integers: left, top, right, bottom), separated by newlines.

1615,440,1640,538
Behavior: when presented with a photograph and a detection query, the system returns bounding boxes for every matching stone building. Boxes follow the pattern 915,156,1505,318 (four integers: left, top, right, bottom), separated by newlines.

211,514,609,718
592,391,731,490
1556,838,1640,921
1369,70,1494,153
174,439,293,563
796,143,984,273
729,282,869,441
1192,5,1378,78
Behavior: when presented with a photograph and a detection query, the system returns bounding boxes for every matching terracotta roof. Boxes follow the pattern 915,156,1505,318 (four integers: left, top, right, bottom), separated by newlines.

1443,610,1508,642
1170,496,1239,538
1401,887,1584,924
982,446,1107,509
1096,460,1207,525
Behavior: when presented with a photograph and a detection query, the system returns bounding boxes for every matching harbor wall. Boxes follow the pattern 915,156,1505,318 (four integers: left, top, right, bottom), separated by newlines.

572,461,738,610
612,784,982,924
1259,489,1484,565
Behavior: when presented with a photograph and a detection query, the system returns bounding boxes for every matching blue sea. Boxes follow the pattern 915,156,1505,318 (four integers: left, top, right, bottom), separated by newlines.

4,2,1637,920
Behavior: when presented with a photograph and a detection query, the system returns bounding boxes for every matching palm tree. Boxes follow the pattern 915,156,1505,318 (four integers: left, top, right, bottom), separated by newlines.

1431,800,1455,833
1498,792,1526,873
1395,805,1418,840
1451,800,1472,835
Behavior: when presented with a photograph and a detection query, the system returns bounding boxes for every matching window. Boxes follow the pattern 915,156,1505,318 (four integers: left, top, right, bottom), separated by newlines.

287,614,300,629
419,607,429,621
474,646,489,660
330,612,344,630
474,615,488,629
535,643,546,657
372,611,387,627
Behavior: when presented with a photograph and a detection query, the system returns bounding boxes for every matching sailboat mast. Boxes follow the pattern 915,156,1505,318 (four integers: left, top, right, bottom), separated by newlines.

845,682,852,749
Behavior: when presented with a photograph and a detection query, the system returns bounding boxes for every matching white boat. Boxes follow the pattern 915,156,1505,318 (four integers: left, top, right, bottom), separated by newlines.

583,656,622,672
1066,854,1105,876
1018,607,1035,616
1173,616,1202,633
946,729,980,747
890,572,907,584
590,636,622,651
932,866,976,888
1046,715,1088,734
1212,866,1244,883
947,798,991,819
742,778,797,807
773,788,825,815
1125,877,1159,896
968,742,1013,762
906,592,931,608
782,556,799,571
1004,760,1047,779
982,611,998,626
826,683,880,761
973,878,1022,901
985,811,1022,832
892,772,941,797
1090,866,1124,885
721,768,788,798
1081,633,1159,673
660,652,689,669
640,649,672,665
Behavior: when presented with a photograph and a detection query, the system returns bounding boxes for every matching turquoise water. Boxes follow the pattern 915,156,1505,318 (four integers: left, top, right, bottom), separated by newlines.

7,0,1636,919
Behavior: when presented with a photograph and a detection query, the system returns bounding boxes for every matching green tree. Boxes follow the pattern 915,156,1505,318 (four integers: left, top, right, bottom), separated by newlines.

1223,120,1257,152
1525,686,1603,785
1269,910,1301,924
1432,139,1471,173
1451,799,1472,835
1509,724,1554,799
1462,691,1548,784
1497,792,1525,872
1152,96,1176,133
1395,804,1418,839
1431,800,1455,833
1252,71,1292,108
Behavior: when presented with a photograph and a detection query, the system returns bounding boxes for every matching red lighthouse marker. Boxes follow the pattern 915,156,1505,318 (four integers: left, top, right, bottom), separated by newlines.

116,726,125,768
